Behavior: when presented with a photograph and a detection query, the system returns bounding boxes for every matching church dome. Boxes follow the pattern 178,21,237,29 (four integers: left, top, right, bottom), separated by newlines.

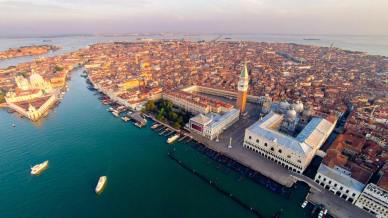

302,107,313,117
286,108,297,120
279,101,290,111
292,100,304,113
29,72,44,84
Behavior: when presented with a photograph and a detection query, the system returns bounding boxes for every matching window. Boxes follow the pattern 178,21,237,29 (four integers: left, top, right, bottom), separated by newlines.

278,149,282,153
256,139,259,143
264,143,268,147
352,193,356,197
287,155,291,158
346,190,349,193
334,184,337,187
249,136,252,139
297,160,301,163
318,175,321,179
270,147,274,151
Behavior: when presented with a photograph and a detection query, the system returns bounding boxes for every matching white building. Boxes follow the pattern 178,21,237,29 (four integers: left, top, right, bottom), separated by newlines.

314,164,365,203
189,109,239,140
243,112,335,173
29,71,53,92
5,89,43,103
355,184,388,218
8,94,57,121
14,71,53,93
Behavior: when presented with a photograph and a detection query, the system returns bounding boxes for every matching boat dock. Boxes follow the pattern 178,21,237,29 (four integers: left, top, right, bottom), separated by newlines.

159,129,168,135
178,135,188,142
128,112,147,126
164,131,175,137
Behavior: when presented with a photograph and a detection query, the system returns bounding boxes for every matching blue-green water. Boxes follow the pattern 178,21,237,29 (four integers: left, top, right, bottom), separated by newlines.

1,34,387,69
0,68,312,217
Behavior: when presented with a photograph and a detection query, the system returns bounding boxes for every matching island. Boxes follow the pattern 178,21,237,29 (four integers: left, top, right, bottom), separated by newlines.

0,44,60,60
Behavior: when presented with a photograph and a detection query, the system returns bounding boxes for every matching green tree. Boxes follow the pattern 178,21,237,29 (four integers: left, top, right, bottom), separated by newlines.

156,108,166,121
177,116,184,126
161,99,173,112
145,100,156,112
173,121,181,129
54,65,64,72
168,111,178,121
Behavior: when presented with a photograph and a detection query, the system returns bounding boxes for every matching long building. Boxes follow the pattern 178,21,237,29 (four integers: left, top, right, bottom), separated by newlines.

188,108,240,140
314,133,383,205
162,91,233,115
243,112,335,173
314,164,366,203
355,183,388,217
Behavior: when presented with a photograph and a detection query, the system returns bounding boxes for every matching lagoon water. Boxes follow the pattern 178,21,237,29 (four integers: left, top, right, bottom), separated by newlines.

1,34,387,217
0,68,310,218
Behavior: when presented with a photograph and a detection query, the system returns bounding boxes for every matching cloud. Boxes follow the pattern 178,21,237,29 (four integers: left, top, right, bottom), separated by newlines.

0,0,387,35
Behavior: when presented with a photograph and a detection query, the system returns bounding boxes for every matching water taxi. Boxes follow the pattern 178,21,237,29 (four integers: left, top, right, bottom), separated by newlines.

167,134,180,144
301,200,308,208
31,160,49,175
134,122,145,128
121,116,130,122
95,176,107,194
151,123,160,129
112,111,119,117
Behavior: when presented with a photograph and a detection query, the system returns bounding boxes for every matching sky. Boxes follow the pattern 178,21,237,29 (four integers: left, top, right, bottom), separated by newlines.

0,0,387,36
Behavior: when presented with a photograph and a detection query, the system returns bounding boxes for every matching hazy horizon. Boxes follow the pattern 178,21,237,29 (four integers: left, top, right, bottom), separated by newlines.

1,0,388,36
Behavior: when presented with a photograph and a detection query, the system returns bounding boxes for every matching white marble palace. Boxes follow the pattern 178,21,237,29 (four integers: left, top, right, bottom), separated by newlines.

243,108,335,173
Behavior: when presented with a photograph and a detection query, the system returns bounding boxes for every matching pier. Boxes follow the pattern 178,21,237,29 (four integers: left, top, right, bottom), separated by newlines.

128,112,147,126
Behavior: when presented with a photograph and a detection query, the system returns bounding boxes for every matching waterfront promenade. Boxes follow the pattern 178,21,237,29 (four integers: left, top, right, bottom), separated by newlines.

190,130,373,218
187,102,373,218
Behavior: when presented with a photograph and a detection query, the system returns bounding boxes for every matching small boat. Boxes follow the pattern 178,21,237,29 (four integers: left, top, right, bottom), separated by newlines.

167,134,180,144
112,111,119,117
318,210,324,218
151,123,160,129
301,200,308,208
122,116,130,122
134,122,145,128
31,160,49,175
12,123,16,128
95,176,107,194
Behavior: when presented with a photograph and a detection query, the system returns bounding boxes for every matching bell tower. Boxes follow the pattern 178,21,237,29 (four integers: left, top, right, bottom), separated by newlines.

236,63,249,115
